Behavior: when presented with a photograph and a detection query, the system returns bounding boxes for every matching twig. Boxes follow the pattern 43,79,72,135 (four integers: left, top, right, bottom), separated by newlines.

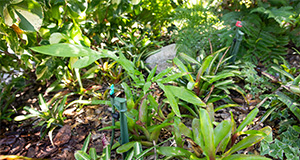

214,46,231,74
209,38,213,54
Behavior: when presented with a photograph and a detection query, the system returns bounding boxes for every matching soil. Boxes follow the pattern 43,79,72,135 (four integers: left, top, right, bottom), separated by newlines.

0,49,300,160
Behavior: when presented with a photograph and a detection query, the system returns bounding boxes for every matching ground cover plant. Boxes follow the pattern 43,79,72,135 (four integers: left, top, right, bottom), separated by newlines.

0,0,300,160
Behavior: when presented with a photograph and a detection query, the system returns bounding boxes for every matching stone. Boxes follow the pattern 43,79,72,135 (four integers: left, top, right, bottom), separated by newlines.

145,44,177,73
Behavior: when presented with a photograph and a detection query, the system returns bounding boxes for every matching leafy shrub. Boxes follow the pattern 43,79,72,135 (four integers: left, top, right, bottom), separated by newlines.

0,77,26,121
14,94,67,140
220,0,299,65
171,1,221,58
261,125,300,160
160,108,272,159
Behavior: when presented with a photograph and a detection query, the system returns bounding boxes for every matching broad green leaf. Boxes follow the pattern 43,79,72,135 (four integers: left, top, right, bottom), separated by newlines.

73,54,103,68
139,99,148,124
31,43,100,57
214,79,234,87
159,72,189,83
165,85,205,106
146,65,157,82
12,0,43,31
89,148,97,160
158,83,181,117
98,126,120,131
82,133,91,153
214,120,232,149
135,136,174,159
199,108,215,159
157,147,192,157
179,122,193,138
116,141,136,153
147,94,158,112
49,33,66,44
236,108,259,132
178,52,200,65
276,91,300,120
223,154,271,160
152,67,173,82
224,126,272,157
121,82,135,109
192,118,204,148
173,57,194,82
74,150,91,160
148,123,172,133
206,103,214,122
143,81,151,94
208,72,235,84
214,104,242,112
196,55,213,82
67,0,87,18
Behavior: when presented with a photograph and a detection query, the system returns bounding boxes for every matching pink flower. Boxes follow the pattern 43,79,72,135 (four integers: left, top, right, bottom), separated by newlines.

236,21,242,27
101,134,109,148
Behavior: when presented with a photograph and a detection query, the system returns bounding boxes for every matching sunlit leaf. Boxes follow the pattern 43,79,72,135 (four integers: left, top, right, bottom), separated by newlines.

165,85,205,106
236,108,259,132
224,126,272,157
74,150,91,160
199,108,215,159
157,146,192,157
223,154,271,160
158,83,181,117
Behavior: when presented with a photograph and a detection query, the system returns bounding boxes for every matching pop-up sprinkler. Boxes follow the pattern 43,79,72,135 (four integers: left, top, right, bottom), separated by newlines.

109,84,129,157
229,21,244,63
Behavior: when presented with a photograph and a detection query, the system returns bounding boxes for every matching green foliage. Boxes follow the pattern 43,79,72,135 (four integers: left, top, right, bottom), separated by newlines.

172,1,221,58
1,0,43,32
220,1,298,65
261,126,300,160
174,47,244,104
259,64,300,120
0,77,26,121
74,133,111,160
161,108,272,159
115,29,163,70
241,62,273,96
14,93,68,139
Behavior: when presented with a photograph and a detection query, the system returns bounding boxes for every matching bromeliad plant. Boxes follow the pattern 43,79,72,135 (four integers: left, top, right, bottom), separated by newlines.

174,47,246,104
159,108,272,160
100,65,206,146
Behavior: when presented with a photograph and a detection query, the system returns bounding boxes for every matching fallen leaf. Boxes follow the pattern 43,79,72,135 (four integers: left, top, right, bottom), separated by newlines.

53,125,71,147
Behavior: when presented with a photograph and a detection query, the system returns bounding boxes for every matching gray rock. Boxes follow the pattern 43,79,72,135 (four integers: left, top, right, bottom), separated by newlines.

145,44,177,73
